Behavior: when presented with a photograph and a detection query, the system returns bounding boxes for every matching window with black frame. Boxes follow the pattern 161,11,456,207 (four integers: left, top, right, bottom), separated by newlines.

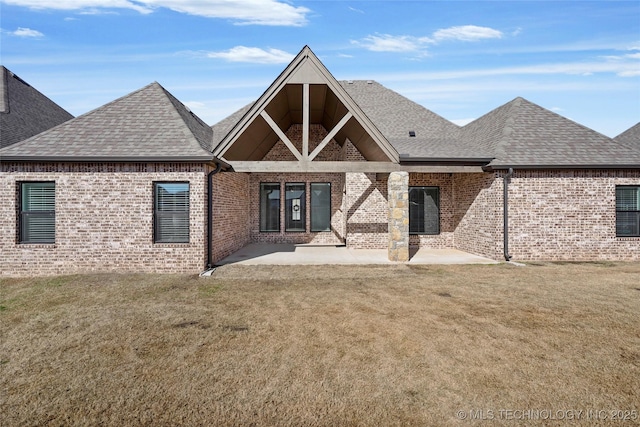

19,182,55,244
260,183,280,232
311,183,331,232
285,183,306,232
409,186,440,235
616,186,640,237
154,182,190,243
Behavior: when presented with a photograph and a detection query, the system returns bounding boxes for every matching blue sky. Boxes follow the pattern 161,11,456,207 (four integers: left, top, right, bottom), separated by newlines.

1,0,638,137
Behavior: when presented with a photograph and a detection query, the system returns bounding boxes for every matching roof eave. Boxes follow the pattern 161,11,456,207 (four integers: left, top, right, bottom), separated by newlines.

1,155,217,163
400,157,493,165
484,163,640,171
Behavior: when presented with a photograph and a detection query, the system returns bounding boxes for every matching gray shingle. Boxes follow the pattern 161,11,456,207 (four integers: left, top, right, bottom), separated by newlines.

0,82,213,161
211,80,468,160
615,122,640,147
210,84,640,167
211,102,252,148
340,81,459,141
0,66,73,149
464,97,640,168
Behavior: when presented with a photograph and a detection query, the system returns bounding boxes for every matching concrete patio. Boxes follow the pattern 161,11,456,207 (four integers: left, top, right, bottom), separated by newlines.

216,243,499,266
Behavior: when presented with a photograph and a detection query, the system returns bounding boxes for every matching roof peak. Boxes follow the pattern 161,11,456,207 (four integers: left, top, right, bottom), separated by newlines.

1,81,213,161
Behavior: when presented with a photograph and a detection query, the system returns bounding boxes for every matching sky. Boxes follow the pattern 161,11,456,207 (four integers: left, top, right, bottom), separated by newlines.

1,1,639,138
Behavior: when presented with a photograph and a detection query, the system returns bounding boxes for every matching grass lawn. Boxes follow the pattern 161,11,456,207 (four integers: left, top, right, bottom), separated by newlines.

1,262,639,426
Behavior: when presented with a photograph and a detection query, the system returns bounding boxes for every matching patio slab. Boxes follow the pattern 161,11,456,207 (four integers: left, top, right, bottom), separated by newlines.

216,243,499,265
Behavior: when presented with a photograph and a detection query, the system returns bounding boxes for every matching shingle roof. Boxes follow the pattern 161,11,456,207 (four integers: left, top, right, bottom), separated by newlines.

0,66,73,149
340,81,485,160
211,86,640,167
0,82,214,162
211,102,252,148
615,122,640,146
463,97,640,168
211,80,470,161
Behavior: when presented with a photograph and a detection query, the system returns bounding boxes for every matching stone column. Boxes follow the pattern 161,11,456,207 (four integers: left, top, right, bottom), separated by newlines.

388,171,409,261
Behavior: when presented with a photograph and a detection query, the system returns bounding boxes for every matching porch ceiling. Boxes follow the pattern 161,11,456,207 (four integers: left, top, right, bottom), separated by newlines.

222,83,385,162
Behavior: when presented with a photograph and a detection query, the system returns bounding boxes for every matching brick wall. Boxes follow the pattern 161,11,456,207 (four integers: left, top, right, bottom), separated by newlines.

1,162,207,276
453,172,503,260
507,169,640,261
262,124,344,161
345,172,388,249
211,170,250,263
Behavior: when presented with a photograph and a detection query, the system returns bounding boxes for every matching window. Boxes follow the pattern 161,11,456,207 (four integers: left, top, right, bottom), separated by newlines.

409,186,440,235
154,182,189,243
616,186,640,237
19,182,55,243
311,183,331,232
260,183,280,232
285,183,306,232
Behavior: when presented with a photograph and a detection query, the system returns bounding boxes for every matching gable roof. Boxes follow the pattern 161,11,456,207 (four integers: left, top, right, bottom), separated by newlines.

615,122,640,146
462,97,640,169
1,66,73,149
0,82,214,162
212,46,399,163
340,81,491,161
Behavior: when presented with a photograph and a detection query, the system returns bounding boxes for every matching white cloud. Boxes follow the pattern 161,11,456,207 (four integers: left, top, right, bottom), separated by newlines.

352,34,432,53
3,0,310,26
12,27,44,37
206,46,295,64
376,60,640,81
433,25,503,42
3,0,152,14
353,25,503,54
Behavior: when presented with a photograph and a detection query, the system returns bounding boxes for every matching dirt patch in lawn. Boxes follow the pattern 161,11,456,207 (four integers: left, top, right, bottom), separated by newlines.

1,263,639,426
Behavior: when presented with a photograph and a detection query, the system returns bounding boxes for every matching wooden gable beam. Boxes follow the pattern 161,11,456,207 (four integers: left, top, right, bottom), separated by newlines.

302,83,309,159
308,111,353,161
260,110,303,161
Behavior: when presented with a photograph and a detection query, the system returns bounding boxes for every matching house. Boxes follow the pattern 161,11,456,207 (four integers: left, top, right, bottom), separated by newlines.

1,66,73,149
1,46,639,276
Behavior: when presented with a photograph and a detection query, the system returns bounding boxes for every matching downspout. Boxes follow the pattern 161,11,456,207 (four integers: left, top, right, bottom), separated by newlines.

503,168,514,261
206,163,222,269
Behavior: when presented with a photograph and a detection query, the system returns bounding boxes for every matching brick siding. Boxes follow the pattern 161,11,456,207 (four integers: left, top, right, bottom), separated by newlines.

262,124,345,161
452,172,503,260
507,169,640,261
3,161,638,276
211,170,250,263
1,162,207,276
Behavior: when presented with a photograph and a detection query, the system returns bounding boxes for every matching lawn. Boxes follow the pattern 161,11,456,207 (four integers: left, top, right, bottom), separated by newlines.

1,262,639,426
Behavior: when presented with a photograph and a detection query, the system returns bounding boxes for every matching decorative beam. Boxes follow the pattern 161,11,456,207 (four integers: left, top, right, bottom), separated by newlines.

308,112,353,161
302,83,309,160
229,161,485,173
260,110,302,161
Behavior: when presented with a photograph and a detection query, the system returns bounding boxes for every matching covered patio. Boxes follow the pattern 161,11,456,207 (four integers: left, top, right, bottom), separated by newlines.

216,243,498,266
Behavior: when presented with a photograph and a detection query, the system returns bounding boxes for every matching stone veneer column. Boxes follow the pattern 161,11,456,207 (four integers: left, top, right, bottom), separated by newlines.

388,171,409,261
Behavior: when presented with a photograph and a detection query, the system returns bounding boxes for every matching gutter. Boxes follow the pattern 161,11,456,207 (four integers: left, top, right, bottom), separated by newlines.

484,164,640,171
503,168,514,261
0,155,217,163
400,157,494,165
